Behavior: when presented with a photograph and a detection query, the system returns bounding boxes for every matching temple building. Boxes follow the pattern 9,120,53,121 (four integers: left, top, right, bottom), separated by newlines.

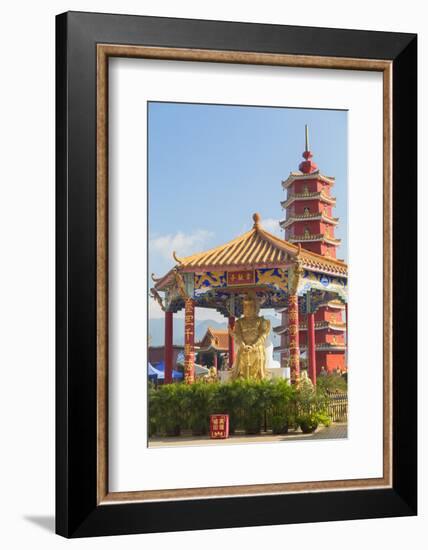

196,327,230,370
274,126,347,373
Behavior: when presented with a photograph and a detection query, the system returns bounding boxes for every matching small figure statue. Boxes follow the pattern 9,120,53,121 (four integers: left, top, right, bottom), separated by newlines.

203,366,218,383
298,370,314,391
231,293,270,380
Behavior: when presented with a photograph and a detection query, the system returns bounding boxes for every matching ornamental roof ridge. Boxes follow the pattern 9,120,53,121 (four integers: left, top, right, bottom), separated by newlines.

281,190,337,209
154,213,348,290
280,212,339,228
172,227,255,266
206,327,228,338
281,171,336,189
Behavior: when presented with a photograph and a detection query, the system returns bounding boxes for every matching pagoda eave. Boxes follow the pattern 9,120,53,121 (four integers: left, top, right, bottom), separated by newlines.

280,214,339,229
300,343,346,352
282,171,335,189
288,235,341,246
281,193,336,209
275,322,346,333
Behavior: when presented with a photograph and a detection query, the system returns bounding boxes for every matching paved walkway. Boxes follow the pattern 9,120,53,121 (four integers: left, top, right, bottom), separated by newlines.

149,423,347,448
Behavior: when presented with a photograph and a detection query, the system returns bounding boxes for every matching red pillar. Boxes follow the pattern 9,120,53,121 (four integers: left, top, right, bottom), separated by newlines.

307,311,316,384
228,316,235,369
164,311,173,384
288,294,300,384
345,302,348,370
345,303,348,336
184,298,195,383
213,352,218,371
280,311,287,368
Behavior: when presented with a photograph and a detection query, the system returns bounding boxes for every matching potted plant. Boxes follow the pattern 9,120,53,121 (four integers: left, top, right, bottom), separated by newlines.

297,411,331,433
271,414,289,435
294,377,331,434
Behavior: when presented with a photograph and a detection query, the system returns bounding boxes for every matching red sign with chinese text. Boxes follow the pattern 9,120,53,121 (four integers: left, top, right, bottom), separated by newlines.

210,414,229,439
227,270,255,286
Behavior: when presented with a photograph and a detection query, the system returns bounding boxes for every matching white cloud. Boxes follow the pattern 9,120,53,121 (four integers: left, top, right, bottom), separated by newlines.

149,229,214,262
194,307,227,323
148,298,164,319
261,217,283,236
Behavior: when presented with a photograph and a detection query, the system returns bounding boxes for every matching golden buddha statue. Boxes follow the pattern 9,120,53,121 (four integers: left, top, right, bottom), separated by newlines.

231,293,271,380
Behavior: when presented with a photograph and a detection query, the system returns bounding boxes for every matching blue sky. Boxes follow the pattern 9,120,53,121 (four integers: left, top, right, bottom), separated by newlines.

148,102,347,319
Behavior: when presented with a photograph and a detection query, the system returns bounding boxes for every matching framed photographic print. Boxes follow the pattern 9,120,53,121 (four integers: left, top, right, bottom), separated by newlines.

56,11,417,538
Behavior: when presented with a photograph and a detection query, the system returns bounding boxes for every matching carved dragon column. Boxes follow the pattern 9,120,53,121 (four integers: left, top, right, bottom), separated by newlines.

228,316,235,369
288,258,303,384
307,308,317,384
173,268,196,384
288,294,300,384
184,298,195,384
164,311,173,384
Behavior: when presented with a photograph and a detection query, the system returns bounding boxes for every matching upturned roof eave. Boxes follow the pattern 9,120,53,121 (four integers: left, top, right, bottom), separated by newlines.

281,171,336,188
155,219,347,288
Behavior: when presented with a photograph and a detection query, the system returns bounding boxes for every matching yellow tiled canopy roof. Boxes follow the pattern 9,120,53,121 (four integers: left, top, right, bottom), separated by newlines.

171,213,347,276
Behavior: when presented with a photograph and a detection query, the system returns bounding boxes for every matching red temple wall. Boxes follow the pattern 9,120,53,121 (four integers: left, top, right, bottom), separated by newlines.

289,241,336,257
297,330,345,347
317,351,346,373
291,202,333,217
291,220,323,234
315,308,343,323
291,179,329,194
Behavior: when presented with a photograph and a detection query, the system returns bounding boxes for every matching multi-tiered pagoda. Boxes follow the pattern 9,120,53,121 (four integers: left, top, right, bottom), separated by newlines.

275,127,347,373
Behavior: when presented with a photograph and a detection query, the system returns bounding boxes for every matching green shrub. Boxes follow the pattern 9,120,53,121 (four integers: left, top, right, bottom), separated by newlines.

295,381,331,433
317,373,347,393
149,383,187,436
148,378,302,437
183,381,215,435
265,378,296,430
297,411,331,433
211,381,243,434
237,380,265,434
271,414,289,434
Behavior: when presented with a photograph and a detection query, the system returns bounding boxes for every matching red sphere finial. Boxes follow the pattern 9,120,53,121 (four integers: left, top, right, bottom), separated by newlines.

299,124,317,174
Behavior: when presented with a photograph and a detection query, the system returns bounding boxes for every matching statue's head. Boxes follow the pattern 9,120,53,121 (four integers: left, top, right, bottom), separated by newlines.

243,292,259,318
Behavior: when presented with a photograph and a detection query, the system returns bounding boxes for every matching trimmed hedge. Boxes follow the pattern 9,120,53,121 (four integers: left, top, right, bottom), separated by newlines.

149,379,330,437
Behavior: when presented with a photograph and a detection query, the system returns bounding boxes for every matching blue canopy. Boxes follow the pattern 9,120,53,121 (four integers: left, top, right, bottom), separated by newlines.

149,362,183,380
148,363,162,380
156,361,165,372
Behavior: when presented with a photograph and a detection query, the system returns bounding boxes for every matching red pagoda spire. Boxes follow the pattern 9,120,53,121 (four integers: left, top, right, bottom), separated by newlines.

280,125,340,259
299,124,318,174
